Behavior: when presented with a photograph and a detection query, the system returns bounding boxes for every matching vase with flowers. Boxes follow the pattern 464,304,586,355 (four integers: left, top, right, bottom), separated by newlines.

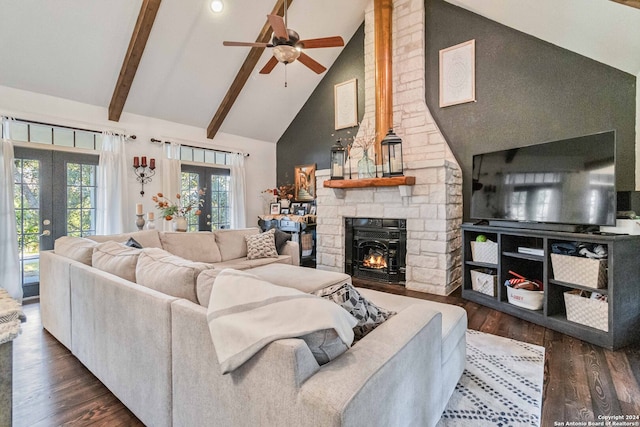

277,184,295,208
352,126,377,179
152,190,204,232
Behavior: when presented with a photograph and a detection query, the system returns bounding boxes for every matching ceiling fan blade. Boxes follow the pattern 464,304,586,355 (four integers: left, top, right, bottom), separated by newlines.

223,41,272,48
299,36,345,49
267,14,289,40
259,56,280,74
297,52,326,74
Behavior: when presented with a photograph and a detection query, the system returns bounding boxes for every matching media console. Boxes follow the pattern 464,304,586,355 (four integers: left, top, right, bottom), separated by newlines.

462,223,640,349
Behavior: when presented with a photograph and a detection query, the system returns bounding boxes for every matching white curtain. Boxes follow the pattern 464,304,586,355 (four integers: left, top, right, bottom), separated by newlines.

96,132,128,234
162,142,182,230
0,117,23,302
229,153,247,229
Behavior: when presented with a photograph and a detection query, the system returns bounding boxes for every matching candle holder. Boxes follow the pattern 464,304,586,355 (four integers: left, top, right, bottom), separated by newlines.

135,214,145,231
133,156,156,196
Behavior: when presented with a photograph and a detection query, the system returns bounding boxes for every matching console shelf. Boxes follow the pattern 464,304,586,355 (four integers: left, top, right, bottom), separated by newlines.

462,223,640,350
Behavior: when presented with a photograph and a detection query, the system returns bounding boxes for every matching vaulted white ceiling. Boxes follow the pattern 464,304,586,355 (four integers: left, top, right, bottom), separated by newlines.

0,0,637,144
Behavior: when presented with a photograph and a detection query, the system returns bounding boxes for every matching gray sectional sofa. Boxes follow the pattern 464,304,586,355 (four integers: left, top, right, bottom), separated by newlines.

39,228,467,427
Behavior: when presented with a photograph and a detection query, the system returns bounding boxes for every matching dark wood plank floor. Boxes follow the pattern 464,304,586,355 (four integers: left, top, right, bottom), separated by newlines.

12,284,640,426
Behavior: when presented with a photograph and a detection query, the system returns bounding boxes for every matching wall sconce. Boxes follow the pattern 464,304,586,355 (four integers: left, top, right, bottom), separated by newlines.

133,156,156,196
330,139,346,180
381,129,404,177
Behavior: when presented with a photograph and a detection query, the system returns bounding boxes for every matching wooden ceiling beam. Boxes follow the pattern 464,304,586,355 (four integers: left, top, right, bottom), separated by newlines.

610,0,640,9
108,0,162,122
206,0,293,140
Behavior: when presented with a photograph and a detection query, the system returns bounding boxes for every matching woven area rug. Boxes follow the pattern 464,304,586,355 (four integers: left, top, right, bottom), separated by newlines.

437,330,545,427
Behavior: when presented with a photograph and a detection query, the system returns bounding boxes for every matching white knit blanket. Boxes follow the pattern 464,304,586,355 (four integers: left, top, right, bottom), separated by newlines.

207,269,357,374
0,288,23,345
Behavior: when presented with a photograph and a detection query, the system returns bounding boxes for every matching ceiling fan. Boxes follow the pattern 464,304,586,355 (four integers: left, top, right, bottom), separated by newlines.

223,13,344,74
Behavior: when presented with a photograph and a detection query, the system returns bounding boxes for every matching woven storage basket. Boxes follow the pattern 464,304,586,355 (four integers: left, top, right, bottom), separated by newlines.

564,290,608,332
470,241,498,264
506,286,544,310
551,253,607,288
470,269,497,297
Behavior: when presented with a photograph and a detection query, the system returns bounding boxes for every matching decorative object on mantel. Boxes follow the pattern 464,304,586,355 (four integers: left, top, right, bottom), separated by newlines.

145,212,156,230
381,129,404,177
352,125,376,179
330,140,347,180
152,191,203,232
439,39,476,108
133,156,156,196
294,164,316,201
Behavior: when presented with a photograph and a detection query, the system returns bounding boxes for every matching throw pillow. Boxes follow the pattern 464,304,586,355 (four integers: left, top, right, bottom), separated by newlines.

245,228,278,260
300,328,349,365
125,237,143,249
314,282,396,341
274,229,291,254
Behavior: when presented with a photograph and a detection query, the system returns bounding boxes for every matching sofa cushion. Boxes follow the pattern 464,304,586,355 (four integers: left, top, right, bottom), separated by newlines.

214,228,260,261
87,229,163,248
159,232,222,263
136,248,213,304
54,236,98,265
314,283,396,341
247,264,351,293
245,229,278,260
92,241,141,282
356,288,468,364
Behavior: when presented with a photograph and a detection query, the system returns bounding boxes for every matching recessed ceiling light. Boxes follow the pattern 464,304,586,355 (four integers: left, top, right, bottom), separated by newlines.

210,0,223,13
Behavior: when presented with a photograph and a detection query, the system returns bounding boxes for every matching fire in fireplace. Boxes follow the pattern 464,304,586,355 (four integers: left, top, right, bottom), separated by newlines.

345,218,406,284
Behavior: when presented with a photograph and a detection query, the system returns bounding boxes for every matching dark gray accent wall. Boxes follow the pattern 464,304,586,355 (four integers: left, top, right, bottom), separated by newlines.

276,23,365,185
424,0,637,221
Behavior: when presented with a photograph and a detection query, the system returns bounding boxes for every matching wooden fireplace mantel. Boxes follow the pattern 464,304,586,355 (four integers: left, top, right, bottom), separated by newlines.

323,176,415,199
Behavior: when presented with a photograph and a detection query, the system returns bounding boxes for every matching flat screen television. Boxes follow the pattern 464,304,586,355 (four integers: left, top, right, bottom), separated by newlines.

471,131,616,227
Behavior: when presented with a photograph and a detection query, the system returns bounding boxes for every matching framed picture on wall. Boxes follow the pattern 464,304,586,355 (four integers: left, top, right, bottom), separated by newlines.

334,78,358,130
439,39,476,107
291,202,302,213
294,164,316,201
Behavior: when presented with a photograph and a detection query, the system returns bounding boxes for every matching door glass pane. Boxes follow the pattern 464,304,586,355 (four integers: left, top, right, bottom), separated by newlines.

210,175,230,230
180,171,201,232
14,158,42,293
66,162,97,237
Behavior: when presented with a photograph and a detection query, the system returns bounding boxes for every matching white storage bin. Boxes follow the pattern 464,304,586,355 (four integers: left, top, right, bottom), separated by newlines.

551,253,607,289
506,286,544,310
470,241,498,264
564,290,608,332
470,269,497,297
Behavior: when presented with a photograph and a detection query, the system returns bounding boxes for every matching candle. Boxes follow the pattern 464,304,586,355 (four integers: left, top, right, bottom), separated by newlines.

149,158,155,170
141,156,147,167
133,156,140,168
136,203,143,215
147,212,154,220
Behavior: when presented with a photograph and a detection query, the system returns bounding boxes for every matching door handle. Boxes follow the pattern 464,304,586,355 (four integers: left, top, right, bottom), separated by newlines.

40,230,51,237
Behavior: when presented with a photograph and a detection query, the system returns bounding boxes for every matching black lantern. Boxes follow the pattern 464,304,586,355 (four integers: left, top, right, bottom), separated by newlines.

330,139,346,180
381,128,403,177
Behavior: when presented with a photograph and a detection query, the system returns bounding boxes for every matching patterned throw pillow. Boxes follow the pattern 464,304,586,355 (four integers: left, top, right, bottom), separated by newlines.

245,229,279,260
314,283,396,341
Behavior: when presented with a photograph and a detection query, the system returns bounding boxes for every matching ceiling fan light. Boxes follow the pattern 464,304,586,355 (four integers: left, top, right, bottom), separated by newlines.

210,0,223,13
273,45,301,64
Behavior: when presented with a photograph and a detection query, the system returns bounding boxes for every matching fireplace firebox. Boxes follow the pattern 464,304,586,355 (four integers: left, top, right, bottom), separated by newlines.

345,218,406,284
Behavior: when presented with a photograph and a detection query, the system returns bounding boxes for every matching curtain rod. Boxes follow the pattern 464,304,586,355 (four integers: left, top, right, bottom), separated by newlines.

150,138,249,157
9,117,136,140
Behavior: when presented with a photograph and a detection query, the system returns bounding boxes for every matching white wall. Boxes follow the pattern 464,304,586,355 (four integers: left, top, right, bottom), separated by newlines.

0,85,276,232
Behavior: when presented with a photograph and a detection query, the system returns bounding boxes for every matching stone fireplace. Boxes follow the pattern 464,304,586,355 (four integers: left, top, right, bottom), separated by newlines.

314,0,463,295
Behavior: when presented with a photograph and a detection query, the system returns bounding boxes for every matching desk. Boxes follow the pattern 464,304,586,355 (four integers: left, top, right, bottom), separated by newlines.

258,217,316,267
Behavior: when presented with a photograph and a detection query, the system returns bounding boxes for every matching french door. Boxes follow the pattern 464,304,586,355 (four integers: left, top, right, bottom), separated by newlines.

180,164,230,231
14,147,98,297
